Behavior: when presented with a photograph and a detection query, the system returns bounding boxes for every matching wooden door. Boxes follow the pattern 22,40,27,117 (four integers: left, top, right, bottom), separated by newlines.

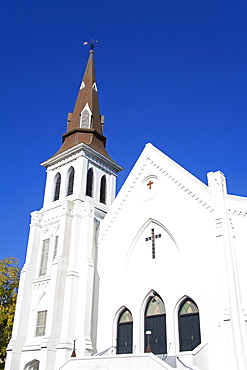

178,300,201,352
145,313,167,354
179,312,201,351
117,321,133,354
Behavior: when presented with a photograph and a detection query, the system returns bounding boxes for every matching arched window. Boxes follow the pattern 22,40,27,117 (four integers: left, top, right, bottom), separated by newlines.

35,293,48,338
144,294,167,354
53,173,61,201
100,175,106,204
39,238,50,276
116,309,133,354
66,167,75,196
24,359,40,370
178,299,201,351
86,168,93,197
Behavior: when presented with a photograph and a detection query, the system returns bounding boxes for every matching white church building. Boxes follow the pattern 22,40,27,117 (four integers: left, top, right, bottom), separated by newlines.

5,50,247,370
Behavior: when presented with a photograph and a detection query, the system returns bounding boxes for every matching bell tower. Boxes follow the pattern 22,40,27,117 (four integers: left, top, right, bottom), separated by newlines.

43,48,121,210
5,50,122,370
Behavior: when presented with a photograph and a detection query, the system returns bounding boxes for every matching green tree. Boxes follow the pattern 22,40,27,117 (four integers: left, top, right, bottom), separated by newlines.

0,257,20,365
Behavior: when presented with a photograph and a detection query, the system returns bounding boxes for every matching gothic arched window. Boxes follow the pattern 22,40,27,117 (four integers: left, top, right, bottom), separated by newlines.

116,309,133,354
53,173,61,201
66,167,75,196
24,359,40,370
178,299,201,351
86,168,93,197
100,175,106,204
144,294,167,354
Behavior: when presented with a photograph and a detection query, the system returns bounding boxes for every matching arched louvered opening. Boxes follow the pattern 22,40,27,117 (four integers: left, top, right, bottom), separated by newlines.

178,299,201,351
66,167,75,196
116,308,133,354
80,109,91,128
100,175,106,204
86,168,93,197
53,173,61,201
144,294,167,354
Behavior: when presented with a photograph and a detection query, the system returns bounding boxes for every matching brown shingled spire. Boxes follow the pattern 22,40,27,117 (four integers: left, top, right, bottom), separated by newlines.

52,50,111,159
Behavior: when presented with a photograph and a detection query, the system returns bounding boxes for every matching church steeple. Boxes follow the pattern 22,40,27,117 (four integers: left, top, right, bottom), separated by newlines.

53,50,110,159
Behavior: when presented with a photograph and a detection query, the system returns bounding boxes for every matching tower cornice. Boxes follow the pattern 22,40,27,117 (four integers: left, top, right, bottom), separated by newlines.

41,142,123,174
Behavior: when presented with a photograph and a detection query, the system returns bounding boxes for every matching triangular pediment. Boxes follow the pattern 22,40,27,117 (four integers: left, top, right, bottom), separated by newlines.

99,143,213,247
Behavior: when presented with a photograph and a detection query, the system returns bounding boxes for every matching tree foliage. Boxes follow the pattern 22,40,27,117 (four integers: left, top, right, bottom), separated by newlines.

0,257,20,364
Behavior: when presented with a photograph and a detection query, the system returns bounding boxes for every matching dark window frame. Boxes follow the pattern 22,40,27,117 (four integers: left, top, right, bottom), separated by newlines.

178,298,201,352
86,168,93,197
67,167,75,196
53,173,61,201
100,175,106,204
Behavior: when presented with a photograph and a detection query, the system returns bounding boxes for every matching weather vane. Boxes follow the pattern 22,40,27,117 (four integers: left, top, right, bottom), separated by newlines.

83,39,98,50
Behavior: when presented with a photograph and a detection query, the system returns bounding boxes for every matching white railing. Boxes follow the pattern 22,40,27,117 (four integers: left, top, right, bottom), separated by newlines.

93,345,116,356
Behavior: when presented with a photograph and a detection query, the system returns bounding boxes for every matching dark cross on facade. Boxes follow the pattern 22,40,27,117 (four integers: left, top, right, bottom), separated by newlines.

83,39,98,50
145,228,161,259
147,180,154,189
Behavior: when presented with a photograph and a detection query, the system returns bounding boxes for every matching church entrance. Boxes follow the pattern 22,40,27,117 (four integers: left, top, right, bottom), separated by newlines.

178,299,201,351
144,294,167,354
116,309,133,354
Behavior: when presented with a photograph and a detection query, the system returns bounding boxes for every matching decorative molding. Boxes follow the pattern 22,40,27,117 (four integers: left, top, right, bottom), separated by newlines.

228,217,236,239
84,335,93,351
228,209,247,217
222,307,231,321
215,218,223,237
60,200,74,217
42,215,60,225
86,153,119,175
30,211,43,227
45,151,82,172
42,143,123,174
66,270,79,278
50,158,77,171
147,158,213,212
99,157,213,243
32,279,50,290
87,256,94,268
56,339,74,350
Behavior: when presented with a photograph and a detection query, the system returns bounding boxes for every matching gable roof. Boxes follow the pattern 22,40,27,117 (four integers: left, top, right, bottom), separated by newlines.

99,143,214,243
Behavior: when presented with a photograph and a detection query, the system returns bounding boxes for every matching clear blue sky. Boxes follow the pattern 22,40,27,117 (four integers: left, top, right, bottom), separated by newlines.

0,0,246,267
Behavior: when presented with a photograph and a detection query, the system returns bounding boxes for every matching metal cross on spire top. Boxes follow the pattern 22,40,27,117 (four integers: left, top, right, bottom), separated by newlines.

83,39,98,50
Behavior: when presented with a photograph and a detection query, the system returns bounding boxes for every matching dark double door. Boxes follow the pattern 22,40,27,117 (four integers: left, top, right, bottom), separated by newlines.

117,321,133,354
179,312,201,351
145,314,167,354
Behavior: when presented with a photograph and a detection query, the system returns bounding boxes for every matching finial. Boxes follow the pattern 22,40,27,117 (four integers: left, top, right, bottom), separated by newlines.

83,39,98,50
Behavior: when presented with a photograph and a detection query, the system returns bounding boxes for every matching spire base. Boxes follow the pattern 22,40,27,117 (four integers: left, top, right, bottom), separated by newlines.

51,128,111,160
